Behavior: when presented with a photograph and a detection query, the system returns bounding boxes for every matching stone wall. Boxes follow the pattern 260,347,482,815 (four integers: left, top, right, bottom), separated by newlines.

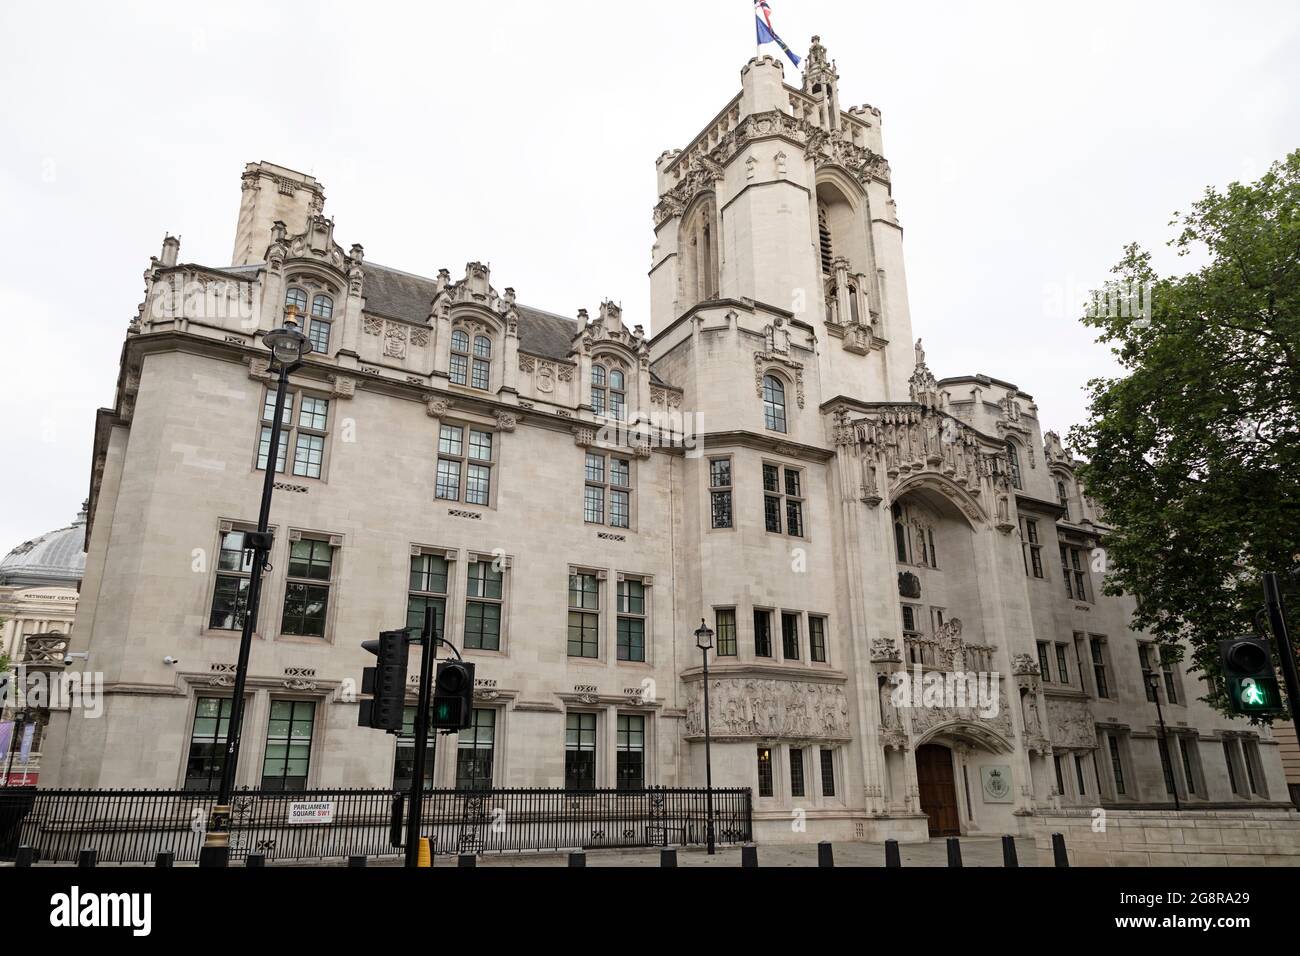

1033,808,1300,866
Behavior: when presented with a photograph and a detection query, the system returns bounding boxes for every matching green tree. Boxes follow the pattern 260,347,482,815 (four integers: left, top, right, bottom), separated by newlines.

1068,151,1300,715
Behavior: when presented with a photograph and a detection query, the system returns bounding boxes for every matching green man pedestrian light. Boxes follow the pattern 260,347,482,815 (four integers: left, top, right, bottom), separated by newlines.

1218,635,1286,716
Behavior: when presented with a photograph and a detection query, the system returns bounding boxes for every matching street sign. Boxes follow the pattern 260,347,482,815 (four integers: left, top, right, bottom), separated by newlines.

287,801,336,824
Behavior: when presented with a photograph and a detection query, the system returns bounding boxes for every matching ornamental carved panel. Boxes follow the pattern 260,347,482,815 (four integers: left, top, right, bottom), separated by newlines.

1046,698,1097,750
684,678,850,740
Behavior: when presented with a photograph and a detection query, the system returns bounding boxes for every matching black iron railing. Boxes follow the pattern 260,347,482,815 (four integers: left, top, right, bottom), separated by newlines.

0,786,752,864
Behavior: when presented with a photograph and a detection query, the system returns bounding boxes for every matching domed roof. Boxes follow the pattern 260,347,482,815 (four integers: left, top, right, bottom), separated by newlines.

0,505,87,589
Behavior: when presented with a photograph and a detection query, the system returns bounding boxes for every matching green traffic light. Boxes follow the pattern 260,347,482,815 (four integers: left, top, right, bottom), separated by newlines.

1241,679,1267,707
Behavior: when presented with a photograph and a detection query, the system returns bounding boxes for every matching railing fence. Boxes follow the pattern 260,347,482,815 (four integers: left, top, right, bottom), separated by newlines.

0,786,752,864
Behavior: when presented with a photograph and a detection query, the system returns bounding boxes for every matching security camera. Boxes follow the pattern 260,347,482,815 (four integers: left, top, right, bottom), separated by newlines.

164,656,180,666
63,654,74,666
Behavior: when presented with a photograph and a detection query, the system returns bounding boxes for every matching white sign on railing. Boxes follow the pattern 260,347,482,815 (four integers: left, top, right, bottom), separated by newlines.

287,801,335,825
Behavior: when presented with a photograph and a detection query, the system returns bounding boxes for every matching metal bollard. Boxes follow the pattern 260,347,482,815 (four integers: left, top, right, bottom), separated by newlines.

568,851,586,867
1001,835,1019,868
946,837,962,868
817,841,834,868
884,839,901,868
155,851,174,868
198,845,229,868
77,849,97,868
15,846,34,867
246,853,265,867
741,844,759,868
1051,832,1070,868
660,848,678,868
458,854,476,868
348,856,367,867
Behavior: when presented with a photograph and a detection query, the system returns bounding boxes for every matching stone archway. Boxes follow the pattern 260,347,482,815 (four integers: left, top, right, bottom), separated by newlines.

915,743,960,837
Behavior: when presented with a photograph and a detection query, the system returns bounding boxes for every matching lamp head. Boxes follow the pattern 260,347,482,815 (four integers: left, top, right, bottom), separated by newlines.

694,618,714,651
264,313,312,365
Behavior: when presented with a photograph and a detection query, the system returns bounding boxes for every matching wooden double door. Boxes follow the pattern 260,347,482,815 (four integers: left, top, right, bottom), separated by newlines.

916,744,960,837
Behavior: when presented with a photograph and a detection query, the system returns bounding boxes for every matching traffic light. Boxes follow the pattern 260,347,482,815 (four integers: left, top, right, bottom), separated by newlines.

431,660,476,731
358,629,410,731
1218,634,1286,716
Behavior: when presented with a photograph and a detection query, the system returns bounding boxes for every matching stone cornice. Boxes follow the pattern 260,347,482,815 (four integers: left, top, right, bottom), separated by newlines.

699,430,836,463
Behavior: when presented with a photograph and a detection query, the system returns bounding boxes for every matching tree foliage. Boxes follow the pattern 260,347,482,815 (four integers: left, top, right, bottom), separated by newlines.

1068,151,1300,715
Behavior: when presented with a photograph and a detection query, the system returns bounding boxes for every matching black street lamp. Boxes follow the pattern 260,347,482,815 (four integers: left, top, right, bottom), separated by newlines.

1148,673,1181,812
695,618,715,855
201,311,311,865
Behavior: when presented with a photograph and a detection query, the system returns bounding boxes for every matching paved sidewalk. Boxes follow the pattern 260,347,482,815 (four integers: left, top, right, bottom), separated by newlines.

432,836,1038,867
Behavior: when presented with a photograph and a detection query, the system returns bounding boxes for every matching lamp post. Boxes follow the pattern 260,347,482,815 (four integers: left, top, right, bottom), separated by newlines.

695,618,715,855
201,312,311,865
1148,673,1180,812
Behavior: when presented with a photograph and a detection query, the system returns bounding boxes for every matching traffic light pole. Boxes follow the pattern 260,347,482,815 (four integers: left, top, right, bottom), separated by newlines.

1262,572,1300,755
404,606,438,869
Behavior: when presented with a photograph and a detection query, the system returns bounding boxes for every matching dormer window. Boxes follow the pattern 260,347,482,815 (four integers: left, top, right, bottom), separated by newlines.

592,363,626,420
309,294,333,354
472,336,492,390
1057,479,1071,520
762,374,787,433
450,329,491,390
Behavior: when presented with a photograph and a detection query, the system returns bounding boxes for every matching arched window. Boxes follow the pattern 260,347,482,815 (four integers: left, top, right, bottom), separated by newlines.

1057,478,1071,520
892,503,909,563
450,330,471,387
609,369,626,421
472,336,492,390
817,203,834,275
285,287,308,318
591,364,607,416
762,374,787,433
1006,440,1023,490
308,294,333,354
681,197,719,307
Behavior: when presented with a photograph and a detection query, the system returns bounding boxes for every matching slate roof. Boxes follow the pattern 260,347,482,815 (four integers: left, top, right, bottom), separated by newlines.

361,262,580,363
214,260,673,385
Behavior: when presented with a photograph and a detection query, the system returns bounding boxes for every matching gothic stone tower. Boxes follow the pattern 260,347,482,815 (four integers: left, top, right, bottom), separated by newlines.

647,43,1041,842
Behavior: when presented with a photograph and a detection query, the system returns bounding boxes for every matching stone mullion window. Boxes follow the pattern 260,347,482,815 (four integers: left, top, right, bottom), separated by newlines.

209,527,256,630
261,699,316,790
616,578,646,662
256,389,295,474
762,463,805,538
436,423,495,506
184,697,232,790
308,293,333,354
615,714,645,790
567,571,600,659
456,708,496,790
780,611,800,661
394,705,437,792
584,451,632,529
753,608,773,658
709,457,733,529
565,712,598,789
809,615,828,664
1090,636,1110,698
406,551,449,639
465,558,504,651
714,608,737,656
281,537,335,638
292,396,329,479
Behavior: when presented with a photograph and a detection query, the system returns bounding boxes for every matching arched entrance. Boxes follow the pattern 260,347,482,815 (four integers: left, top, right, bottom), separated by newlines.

916,744,960,837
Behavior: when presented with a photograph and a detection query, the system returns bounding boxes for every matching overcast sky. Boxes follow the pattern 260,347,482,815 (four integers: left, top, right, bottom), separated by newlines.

1,0,1297,552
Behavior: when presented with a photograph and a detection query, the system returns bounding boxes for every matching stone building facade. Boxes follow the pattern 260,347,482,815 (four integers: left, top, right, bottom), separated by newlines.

0,506,86,784
45,39,1291,842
